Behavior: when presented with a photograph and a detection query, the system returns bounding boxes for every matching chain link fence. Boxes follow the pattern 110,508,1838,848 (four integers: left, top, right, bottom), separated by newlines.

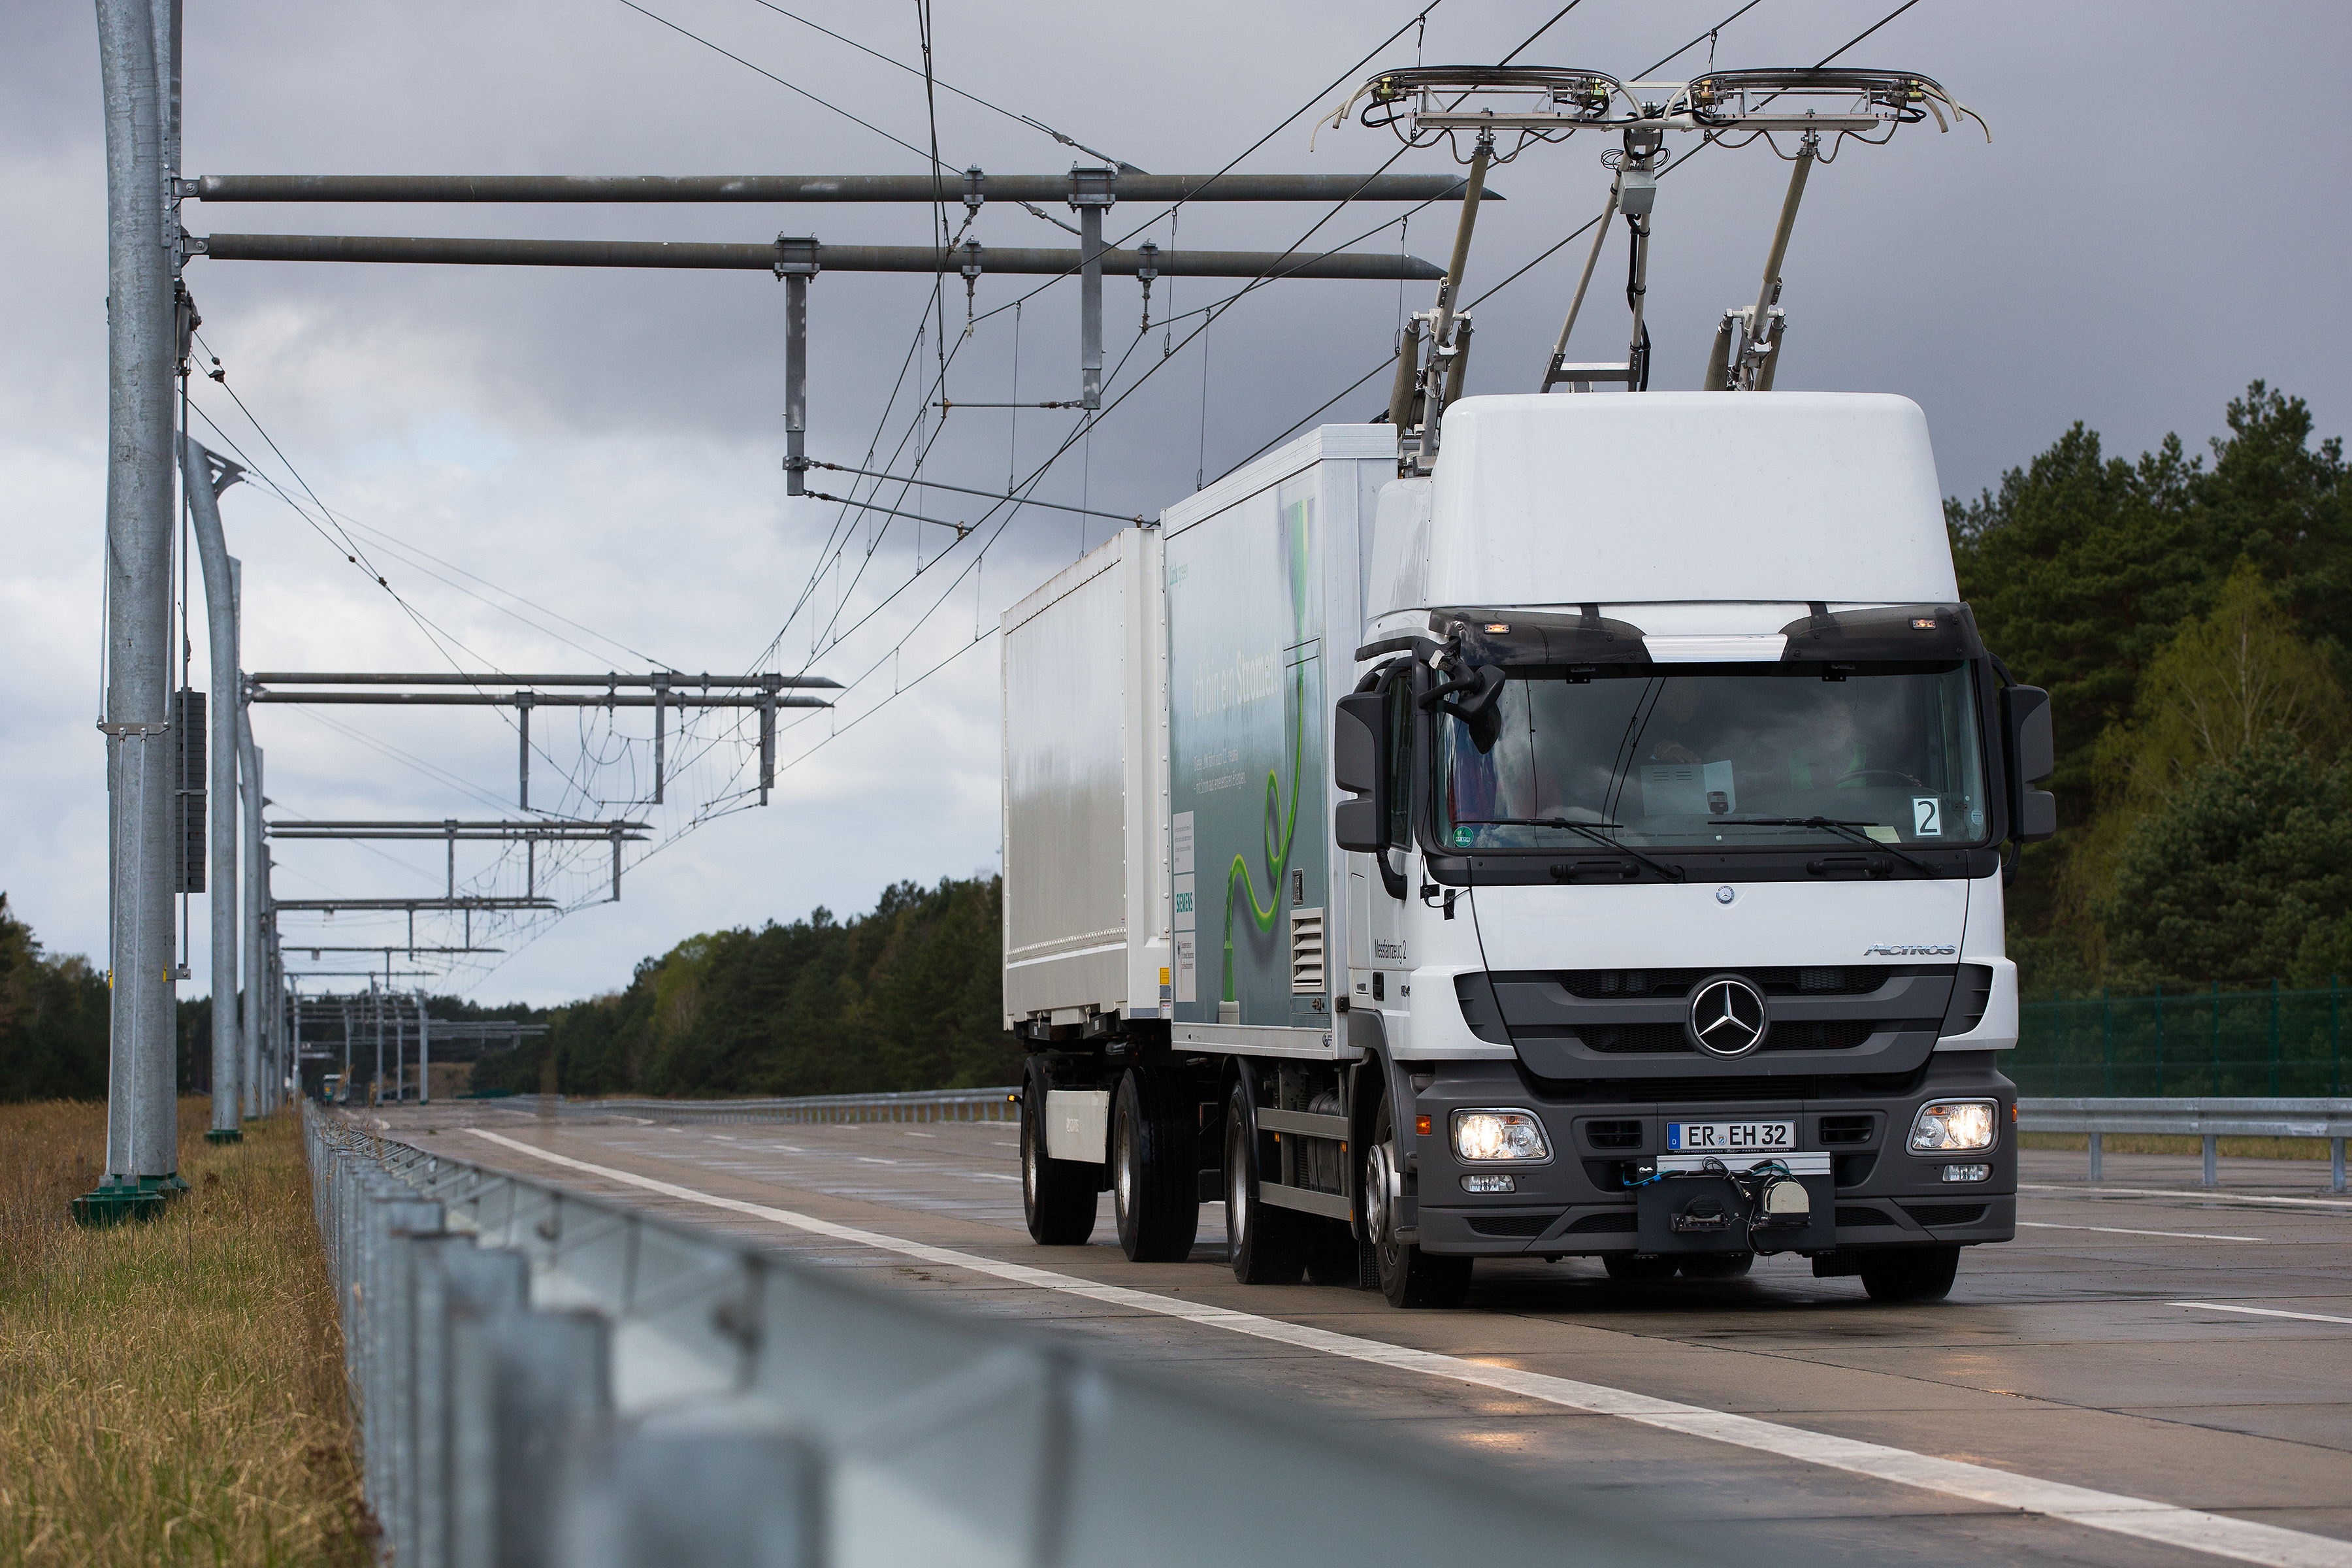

2011,982,2350,1098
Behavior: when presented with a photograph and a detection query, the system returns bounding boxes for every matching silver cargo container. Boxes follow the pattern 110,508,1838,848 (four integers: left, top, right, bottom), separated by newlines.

1000,425,1397,1049
1000,527,1169,1027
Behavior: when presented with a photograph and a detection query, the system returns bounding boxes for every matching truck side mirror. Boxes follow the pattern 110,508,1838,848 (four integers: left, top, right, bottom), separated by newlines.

2001,685,2056,843
1333,691,1388,853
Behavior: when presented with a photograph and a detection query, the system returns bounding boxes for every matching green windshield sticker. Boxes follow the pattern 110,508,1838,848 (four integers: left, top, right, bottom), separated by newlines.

1452,825,1475,847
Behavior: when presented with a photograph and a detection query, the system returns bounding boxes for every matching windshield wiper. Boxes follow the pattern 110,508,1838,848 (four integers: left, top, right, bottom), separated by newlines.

1708,817,1940,877
1453,818,1686,882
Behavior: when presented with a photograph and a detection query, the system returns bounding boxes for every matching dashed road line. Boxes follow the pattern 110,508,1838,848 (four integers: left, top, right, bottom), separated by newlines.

2174,1302,2352,1328
2020,1221,2264,1243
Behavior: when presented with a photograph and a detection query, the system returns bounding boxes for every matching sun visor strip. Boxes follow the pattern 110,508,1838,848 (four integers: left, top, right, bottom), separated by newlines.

1778,602,1984,663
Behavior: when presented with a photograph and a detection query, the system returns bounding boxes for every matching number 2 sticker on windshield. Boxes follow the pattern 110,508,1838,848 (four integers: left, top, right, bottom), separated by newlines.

1912,796,1942,837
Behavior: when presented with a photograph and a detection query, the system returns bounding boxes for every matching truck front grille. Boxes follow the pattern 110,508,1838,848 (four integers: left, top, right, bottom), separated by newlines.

1558,966,1922,1000
1567,1019,1928,1055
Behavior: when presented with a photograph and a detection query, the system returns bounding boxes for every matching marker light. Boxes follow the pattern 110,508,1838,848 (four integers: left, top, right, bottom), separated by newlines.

1910,1101,1997,1152
1940,1164,1991,1183
1451,1109,1552,1163
1461,1173,1517,1194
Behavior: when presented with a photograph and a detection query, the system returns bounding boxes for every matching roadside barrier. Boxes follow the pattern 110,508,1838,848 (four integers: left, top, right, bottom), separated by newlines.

2017,1096,2352,1190
563,1087,1019,1126
304,1102,1669,1567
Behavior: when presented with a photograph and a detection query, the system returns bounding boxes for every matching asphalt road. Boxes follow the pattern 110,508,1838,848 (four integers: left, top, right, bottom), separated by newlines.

380,1101,2352,1567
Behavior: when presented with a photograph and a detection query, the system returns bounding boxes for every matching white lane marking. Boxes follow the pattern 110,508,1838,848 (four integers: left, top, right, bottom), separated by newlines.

2023,1183,2352,1212
855,1156,898,1166
465,1127,2352,1568
2019,1221,2264,1243
906,1132,936,1139
965,1173,1020,1183
708,1134,737,1141
2174,1302,2352,1328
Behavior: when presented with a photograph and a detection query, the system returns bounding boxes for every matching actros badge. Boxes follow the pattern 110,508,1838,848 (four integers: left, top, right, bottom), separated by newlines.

1688,976,1768,1056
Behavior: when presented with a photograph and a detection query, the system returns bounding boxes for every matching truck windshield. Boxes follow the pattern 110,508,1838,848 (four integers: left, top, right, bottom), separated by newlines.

1437,663,1989,852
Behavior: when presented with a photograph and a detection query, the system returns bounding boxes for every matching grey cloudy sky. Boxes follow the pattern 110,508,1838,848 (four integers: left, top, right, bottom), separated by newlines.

4,0,2347,1006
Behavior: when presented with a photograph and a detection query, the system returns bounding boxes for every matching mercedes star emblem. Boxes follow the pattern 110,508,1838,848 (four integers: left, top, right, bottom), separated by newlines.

1688,976,1769,1056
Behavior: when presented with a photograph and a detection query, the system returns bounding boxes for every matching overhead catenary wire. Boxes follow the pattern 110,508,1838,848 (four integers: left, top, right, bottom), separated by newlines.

1215,0,1921,482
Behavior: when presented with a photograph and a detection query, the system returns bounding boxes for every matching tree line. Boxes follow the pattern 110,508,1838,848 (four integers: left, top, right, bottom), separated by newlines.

1954,382,2352,993
468,874,1015,1098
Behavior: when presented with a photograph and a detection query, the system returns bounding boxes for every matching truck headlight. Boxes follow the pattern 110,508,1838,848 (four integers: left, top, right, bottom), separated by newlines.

1451,1109,1552,1163
1909,1100,1996,1152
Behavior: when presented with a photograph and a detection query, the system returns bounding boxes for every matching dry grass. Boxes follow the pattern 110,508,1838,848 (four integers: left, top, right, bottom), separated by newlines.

2019,1130,2335,1161
0,1098,371,1566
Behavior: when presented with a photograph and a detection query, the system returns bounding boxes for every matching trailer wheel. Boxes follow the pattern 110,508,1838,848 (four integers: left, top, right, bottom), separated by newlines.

1369,1099,1471,1308
1224,1085,1307,1284
1113,1068,1201,1263
1858,1245,1959,1302
1020,1065,1096,1246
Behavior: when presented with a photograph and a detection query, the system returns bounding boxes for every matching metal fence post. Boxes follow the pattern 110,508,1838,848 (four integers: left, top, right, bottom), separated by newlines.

2334,1137,2346,1195
2087,1130,2102,1183
2270,978,2281,1096
2211,979,2222,1096
2202,1133,2218,1190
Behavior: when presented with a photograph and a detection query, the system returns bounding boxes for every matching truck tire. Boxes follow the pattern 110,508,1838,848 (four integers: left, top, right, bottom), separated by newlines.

1113,1068,1201,1263
1224,1084,1307,1284
1858,1245,1959,1302
1020,1065,1097,1246
1369,1098,1471,1308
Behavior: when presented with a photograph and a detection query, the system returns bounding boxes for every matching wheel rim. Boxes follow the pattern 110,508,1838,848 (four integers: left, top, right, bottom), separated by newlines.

1113,1111,1133,1224
1364,1144,1394,1245
1227,1120,1249,1250
1021,1119,1037,1210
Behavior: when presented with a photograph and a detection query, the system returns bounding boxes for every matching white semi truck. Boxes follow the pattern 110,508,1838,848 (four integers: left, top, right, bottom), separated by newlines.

1000,65,2048,1307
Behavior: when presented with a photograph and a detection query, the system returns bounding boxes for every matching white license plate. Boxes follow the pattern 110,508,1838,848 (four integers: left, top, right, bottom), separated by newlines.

1667,1120,1795,1153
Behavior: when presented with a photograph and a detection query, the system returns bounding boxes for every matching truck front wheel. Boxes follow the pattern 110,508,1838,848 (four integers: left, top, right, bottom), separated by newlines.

1113,1068,1201,1262
1369,1098,1471,1309
1020,1066,1097,1246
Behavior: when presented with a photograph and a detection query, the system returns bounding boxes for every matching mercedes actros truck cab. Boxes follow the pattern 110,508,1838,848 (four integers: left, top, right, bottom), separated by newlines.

1001,63,2048,1307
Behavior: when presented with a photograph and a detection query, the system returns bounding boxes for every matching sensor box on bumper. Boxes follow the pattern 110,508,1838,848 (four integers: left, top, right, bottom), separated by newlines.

1634,1154,1835,1257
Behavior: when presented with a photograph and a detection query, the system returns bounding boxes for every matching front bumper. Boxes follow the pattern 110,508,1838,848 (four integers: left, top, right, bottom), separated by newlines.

1405,1051,2016,1257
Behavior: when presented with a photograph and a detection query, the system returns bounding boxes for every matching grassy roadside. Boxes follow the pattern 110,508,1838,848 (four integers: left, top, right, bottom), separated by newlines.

2019,1130,2334,1161
0,1098,371,1565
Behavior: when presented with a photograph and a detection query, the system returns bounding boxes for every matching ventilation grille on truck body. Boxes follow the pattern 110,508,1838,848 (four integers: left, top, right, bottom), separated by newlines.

1291,908,1325,994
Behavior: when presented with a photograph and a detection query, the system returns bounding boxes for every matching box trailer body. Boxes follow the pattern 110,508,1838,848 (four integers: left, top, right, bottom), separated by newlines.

1002,394,2051,1305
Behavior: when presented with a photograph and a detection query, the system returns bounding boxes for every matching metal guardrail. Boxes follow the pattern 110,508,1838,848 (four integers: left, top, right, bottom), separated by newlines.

561,1087,1019,1126
305,1102,1671,1567
2017,1097,2351,1190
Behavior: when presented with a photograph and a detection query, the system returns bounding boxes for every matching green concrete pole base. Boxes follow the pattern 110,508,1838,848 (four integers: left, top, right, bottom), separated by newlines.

154,1172,191,1193
203,1128,244,1145
70,1181,167,1226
